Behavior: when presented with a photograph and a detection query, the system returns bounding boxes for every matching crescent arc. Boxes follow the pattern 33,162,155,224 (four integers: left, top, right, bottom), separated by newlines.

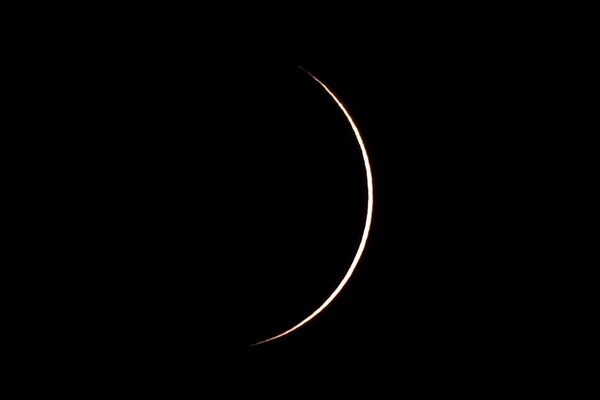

252,68,374,346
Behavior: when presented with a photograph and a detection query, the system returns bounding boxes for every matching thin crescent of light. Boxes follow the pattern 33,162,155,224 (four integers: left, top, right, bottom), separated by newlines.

252,68,374,346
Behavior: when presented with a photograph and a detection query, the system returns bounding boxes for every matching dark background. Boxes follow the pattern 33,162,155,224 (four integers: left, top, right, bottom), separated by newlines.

13,20,573,387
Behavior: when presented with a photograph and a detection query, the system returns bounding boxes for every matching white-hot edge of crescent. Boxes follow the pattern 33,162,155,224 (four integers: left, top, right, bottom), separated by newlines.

252,69,374,346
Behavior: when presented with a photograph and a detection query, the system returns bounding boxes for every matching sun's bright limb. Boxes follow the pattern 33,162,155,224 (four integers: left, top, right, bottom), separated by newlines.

251,68,375,346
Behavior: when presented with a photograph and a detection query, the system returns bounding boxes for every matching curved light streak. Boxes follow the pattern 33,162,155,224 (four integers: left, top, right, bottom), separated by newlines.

252,68,374,346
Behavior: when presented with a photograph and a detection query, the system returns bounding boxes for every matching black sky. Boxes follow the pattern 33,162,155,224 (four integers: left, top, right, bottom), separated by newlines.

5,2,588,394
19,24,566,386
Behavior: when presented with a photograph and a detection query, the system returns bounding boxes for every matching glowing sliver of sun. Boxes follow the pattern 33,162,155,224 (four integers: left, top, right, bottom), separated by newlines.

252,68,375,346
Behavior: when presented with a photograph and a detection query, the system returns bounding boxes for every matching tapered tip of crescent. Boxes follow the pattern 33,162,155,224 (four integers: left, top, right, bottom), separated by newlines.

298,65,318,82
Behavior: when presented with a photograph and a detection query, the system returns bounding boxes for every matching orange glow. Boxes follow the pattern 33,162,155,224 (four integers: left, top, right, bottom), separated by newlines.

252,68,375,346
